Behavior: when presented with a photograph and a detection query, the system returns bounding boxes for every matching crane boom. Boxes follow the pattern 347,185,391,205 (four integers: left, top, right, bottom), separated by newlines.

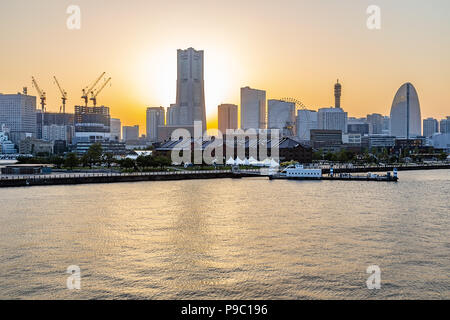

31,76,46,112
90,77,111,106
53,76,68,114
81,72,106,106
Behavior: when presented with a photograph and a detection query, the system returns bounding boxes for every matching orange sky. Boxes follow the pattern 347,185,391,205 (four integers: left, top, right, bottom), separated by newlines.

1,0,449,135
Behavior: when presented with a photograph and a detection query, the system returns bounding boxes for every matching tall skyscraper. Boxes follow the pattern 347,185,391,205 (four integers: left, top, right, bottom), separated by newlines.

390,83,421,138
296,109,318,141
241,86,266,130
146,107,165,142
423,118,438,137
317,107,348,134
170,48,207,130
218,104,238,134
334,80,342,109
110,118,122,141
268,99,296,137
440,117,450,134
0,93,36,144
367,113,383,134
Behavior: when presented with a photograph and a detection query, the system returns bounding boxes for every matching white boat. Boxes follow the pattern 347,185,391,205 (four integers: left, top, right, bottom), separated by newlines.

279,164,322,179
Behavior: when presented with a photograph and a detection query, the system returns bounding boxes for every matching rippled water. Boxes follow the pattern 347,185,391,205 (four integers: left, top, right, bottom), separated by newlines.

0,170,449,299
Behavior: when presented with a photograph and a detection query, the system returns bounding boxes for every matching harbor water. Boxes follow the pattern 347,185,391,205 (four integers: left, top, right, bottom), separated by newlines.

0,170,449,299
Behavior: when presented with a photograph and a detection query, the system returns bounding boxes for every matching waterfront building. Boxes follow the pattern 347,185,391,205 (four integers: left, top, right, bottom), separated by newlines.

146,107,165,142
74,105,111,143
169,48,207,131
267,100,296,137
347,123,369,135
0,125,17,154
431,133,450,152
110,118,121,141
296,109,318,141
367,113,383,134
342,133,362,145
218,104,238,134
423,118,439,137
310,129,342,150
440,117,450,134
0,92,36,144
317,107,348,133
42,124,74,143
363,135,396,149
334,80,342,109
390,83,422,138
36,111,74,141
123,125,139,142
19,137,53,155
241,86,266,130
75,140,127,155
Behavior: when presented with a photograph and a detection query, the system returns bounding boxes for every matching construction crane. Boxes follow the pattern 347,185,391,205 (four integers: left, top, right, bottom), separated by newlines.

81,72,106,106
90,77,111,107
31,76,46,112
53,76,68,114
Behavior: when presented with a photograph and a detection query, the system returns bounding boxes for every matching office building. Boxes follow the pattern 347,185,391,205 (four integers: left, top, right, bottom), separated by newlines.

146,107,165,142
0,125,17,154
110,118,121,141
267,100,296,137
0,92,36,144
382,116,390,135
218,104,238,134
123,125,139,142
440,117,450,134
390,83,421,138
241,86,266,130
423,118,439,137
169,48,207,130
296,109,318,141
317,107,348,133
367,113,383,134
74,105,111,143
310,129,342,150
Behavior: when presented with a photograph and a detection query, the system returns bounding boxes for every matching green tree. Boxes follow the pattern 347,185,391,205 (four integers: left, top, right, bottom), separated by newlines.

64,153,79,170
155,155,171,168
120,158,136,170
86,143,103,167
103,152,115,168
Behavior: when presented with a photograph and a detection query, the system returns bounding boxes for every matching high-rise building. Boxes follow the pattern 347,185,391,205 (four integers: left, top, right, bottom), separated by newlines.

440,117,450,134
110,118,121,141
0,93,36,144
317,107,348,134
423,118,439,137
382,116,390,135
267,100,296,137
367,113,383,134
334,80,342,109
296,110,318,141
218,104,238,134
123,125,139,142
169,48,207,130
36,112,75,144
74,105,111,143
146,107,165,142
390,83,421,138
241,86,266,130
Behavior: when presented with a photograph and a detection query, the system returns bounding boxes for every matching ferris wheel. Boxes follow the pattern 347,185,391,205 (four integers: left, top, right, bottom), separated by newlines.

278,98,312,140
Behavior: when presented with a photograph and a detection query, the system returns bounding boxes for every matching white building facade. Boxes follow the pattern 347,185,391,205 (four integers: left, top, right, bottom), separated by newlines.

267,100,296,137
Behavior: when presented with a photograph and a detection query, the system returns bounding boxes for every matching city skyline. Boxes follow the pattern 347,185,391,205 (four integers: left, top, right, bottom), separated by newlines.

1,0,450,135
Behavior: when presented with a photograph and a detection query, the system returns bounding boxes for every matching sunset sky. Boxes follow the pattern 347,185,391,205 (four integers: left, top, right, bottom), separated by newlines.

1,0,449,134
